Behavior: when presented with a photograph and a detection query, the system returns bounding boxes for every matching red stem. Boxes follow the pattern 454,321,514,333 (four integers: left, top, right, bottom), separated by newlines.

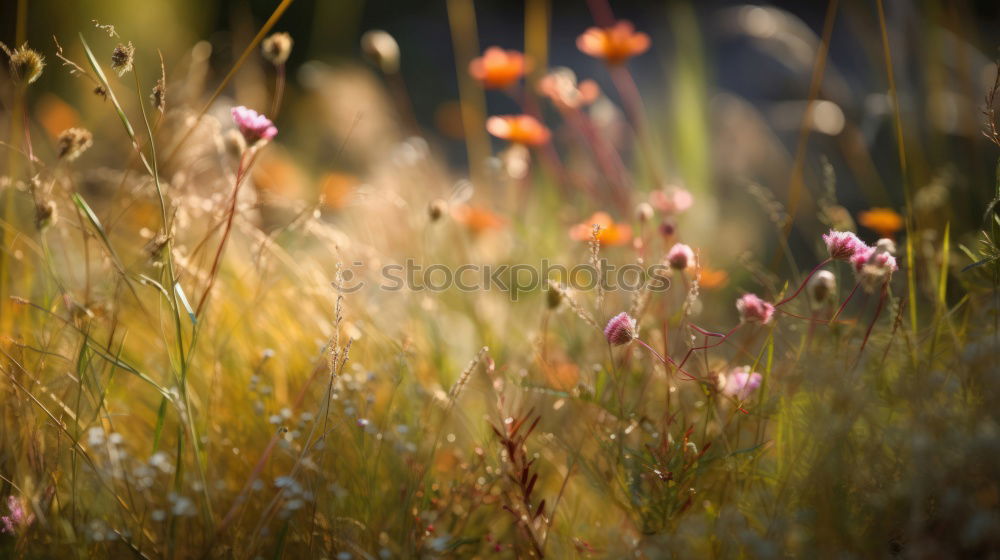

635,338,698,381
774,258,832,307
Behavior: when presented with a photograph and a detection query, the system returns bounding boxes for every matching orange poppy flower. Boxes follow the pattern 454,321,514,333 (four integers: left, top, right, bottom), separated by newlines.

452,204,506,234
319,172,358,209
577,21,650,65
697,266,729,290
569,211,632,246
469,47,528,89
858,207,904,238
486,115,551,146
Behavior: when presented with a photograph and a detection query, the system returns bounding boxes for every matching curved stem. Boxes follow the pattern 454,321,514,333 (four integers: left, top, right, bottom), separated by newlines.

679,323,742,368
774,258,832,307
635,338,697,381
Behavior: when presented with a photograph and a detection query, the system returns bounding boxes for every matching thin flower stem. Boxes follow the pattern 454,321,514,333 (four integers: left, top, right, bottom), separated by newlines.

635,338,698,381
774,258,832,307
270,63,286,117
196,149,258,316
679,324,742,368
830,281,862,324
856,284,889,363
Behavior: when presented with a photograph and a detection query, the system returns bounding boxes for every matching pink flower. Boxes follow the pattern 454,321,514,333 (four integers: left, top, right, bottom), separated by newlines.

736,293,774,325
604,312,637,346
852,242,898,291
231,106,277,144
721,367,762,400
649,186,693,215
666,243,695,270
1,496,33,535
822,230,866,261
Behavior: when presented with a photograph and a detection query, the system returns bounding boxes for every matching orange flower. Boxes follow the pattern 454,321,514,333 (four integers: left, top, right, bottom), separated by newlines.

486,115,551,146
697,266,729,290
319,172,358,209
569,211,632,246
577,21,650,65
858,207,904,238
469,47,528,89
452,204,506,234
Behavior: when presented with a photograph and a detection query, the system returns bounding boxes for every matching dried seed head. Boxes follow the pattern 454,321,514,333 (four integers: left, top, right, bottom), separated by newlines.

428,199,447,222
111,42,135,76
150,79,165,112
360,30,400,74
2,42,45,85
261,32,293,66
57,128,93,161
35,199,57,230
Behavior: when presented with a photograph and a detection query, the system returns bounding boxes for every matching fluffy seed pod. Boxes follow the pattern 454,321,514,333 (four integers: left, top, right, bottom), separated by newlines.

111,42,135,76
3,42,44,85
57,128,93,161
360,30,400,74
261,32,293,66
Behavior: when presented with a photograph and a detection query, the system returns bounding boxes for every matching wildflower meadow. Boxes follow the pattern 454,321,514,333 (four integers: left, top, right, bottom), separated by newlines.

1,1,999,558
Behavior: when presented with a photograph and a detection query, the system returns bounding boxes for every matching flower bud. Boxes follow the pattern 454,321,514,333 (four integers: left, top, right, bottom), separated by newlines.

635,202,654,223
666,243,694,270
807,270,836,303
603,312,637,346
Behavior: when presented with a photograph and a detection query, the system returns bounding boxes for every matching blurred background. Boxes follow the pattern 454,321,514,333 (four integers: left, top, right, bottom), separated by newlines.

3,0,1000,263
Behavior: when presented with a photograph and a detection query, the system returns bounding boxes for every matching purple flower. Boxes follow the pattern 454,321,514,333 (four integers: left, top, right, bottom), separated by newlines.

231,106,277,144
721,367,762,400
823,230,866,261
736,293,774,325
666,243,695,270
604,312,637,346
1,496,33,535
